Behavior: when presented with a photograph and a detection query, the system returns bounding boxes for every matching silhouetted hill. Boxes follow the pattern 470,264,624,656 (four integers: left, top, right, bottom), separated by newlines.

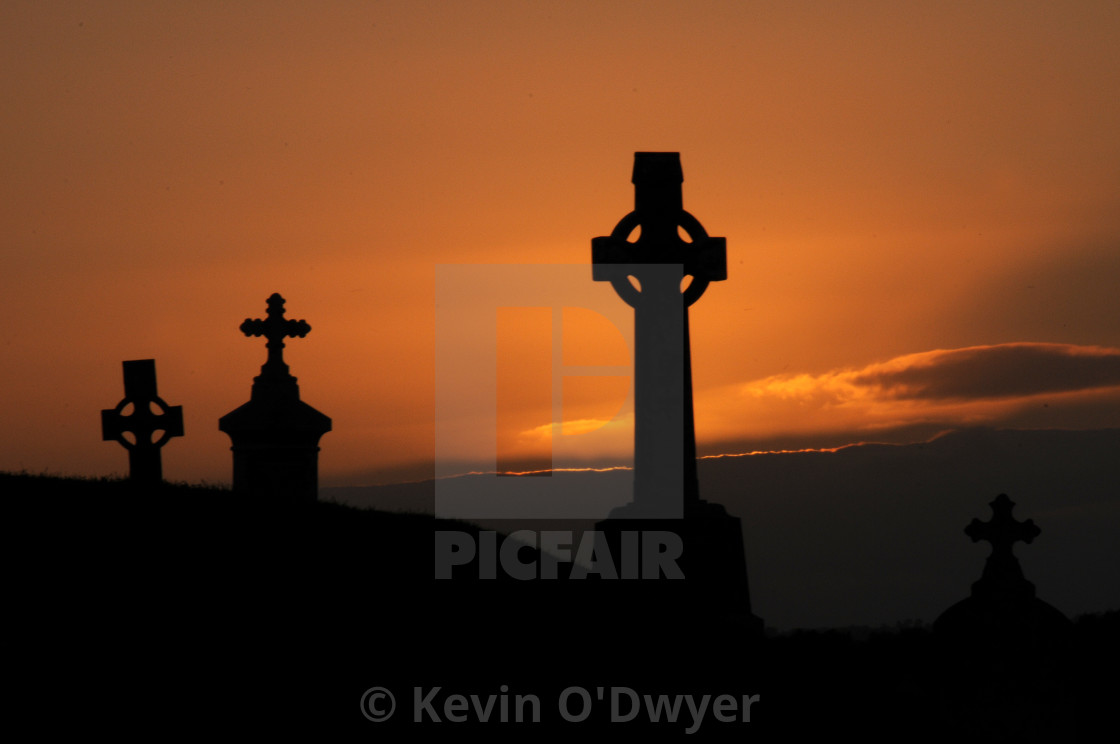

6,472,493,735
8,471,1116,739
324,427,1120,629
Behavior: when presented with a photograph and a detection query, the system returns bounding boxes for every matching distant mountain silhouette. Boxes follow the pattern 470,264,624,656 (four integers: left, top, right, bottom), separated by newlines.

324,427,1120,630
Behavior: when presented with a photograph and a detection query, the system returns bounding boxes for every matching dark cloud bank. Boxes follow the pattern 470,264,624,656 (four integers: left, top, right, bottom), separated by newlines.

853,343,1120,401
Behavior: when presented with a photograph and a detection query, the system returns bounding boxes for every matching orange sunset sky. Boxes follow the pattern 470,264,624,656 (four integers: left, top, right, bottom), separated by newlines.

3,1,1119,487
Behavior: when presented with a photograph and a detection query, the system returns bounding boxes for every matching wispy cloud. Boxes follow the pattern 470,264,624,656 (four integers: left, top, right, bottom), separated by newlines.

501,343,1120,462
743,343,1120,404
695,343,1120,449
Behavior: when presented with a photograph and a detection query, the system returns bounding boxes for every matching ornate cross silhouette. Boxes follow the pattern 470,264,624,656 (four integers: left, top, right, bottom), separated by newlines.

592,153,726,516
965,493,1040,598
240,293,311,393
592,152,727,308
101,359,184,485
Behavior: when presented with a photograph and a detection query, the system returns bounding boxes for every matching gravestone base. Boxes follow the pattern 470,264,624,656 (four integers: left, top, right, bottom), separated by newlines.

934,594,1074,739
593,498,764,636
228,443,323,503
935,594,1071,652
219,395,331,504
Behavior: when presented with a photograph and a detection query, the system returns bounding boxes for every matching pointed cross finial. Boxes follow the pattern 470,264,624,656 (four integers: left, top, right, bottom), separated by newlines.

239,293,311,386
965,493,1040,597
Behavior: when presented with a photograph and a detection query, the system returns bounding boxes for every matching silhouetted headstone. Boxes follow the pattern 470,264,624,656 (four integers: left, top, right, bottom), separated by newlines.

936,493,1071,635
591,153,761,632
101,359,183,485
934,494,1073,738
219,293,331,503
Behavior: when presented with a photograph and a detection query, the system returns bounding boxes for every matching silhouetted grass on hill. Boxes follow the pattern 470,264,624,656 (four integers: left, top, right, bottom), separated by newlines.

7,471,1114,739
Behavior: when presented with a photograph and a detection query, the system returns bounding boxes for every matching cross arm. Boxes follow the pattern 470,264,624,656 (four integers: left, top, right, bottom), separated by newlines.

101,398,183,446
689,235,727,282
591,235,636,282
239,316,311,340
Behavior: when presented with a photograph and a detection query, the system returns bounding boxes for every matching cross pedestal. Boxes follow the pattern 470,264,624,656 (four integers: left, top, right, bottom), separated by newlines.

101,359,183,486
590,153,761,633
219,294,331,503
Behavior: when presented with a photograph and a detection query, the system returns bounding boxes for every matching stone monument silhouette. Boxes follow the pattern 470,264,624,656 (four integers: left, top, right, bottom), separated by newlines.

101,359,183,485
591,152,762,631
935,493,1071,640
219,293,331,503
934,494,1073,737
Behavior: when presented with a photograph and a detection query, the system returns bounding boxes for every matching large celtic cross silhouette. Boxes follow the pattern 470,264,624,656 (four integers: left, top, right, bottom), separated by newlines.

592,153,726,515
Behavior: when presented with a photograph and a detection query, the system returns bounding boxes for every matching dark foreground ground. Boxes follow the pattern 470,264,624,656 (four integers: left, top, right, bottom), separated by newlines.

7,473,1116,741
